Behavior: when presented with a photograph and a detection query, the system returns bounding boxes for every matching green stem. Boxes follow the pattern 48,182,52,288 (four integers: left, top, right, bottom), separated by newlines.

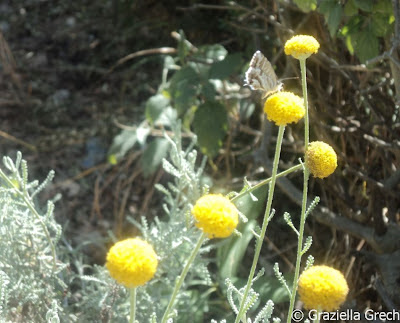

0,169,57,270
234,125,286,323
300,59,309,148
161,232,206,323
129,288,136,323
315,308,321,323
287,58,310,323
231,164,302,203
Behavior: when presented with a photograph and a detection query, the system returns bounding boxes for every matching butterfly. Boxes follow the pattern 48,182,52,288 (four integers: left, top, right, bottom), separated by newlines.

244,50,283,98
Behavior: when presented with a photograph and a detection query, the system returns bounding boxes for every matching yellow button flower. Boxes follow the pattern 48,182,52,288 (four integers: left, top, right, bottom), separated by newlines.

298,265,349,311
305,141,337,178
284,35,320,60
264,91,305,126
192,194,239,238
106,238,158,288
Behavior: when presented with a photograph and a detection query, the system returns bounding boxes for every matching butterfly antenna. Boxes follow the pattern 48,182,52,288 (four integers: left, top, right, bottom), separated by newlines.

280,77,299,81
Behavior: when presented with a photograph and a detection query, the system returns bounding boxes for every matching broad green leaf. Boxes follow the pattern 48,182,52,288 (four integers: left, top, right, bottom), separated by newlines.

155,106,177,127
176,30,190,64
371,13,393,37
169,66,200,115
352,27,379,63
188,60,211,80
318,0,336,15
234,184,268,222
107,128,137,161
145,92,177,127
192,101,228,157
354,0,373,12
318,0,343,36
373,0,393,14
163,55,176,70
145,94,170,124
343,15,363,34
209,53,242,80
140,138,171,177
217,220,257,279
373,0,395,25
201,81,216,101
195,44,228,62
327,3,343,36
293,0,317,12
344,0,358,16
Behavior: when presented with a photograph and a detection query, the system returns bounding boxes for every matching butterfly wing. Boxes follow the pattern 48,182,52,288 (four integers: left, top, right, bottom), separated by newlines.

245,51,280,96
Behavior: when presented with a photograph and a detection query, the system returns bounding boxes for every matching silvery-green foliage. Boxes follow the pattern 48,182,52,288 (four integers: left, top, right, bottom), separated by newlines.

0,152,69,322
76,121,212,322
225,268,278,323
305,196,320,221
304,255,314,271
301,236,313,255
253,300,274,323
273,263,290,297
226,277,259,318
283,212,299,236
0,270,10,322
74,264,129,322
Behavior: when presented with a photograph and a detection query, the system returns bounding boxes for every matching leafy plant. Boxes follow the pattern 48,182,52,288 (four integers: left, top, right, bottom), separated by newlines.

108,32,245,177
77,122,214,322
293,0,394,63
0,152,70,322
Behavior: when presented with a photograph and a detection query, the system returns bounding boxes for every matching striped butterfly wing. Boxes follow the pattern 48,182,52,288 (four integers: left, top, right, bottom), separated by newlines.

245,51,281,97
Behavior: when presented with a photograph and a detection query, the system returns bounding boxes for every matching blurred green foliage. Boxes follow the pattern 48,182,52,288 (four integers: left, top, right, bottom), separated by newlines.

108,31,246,175
294,0,394,63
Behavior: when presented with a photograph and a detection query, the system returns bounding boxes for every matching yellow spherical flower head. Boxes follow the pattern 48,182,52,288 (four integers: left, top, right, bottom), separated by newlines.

106,238,158,288
305,141,337,178
264,92,305,126
192,194,239,239
284,35,320,60
298,265,349,312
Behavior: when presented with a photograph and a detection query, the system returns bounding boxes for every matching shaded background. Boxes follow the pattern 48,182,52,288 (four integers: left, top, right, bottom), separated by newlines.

0,0,399,320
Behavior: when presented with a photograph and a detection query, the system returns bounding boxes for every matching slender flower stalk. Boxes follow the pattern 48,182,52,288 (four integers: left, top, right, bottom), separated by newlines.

287,58,310,323
300,59,309,148
163,194,238,321
315,309,321,323
161,232,207,323
235,125,286,323
129,288,137,323
231,164,302,203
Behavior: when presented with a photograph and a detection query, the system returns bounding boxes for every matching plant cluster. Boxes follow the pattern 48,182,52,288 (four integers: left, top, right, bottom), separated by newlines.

0,0,398,320
0,33,353,323
107,32,245,174
0,153,69,322
294,0,394,64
